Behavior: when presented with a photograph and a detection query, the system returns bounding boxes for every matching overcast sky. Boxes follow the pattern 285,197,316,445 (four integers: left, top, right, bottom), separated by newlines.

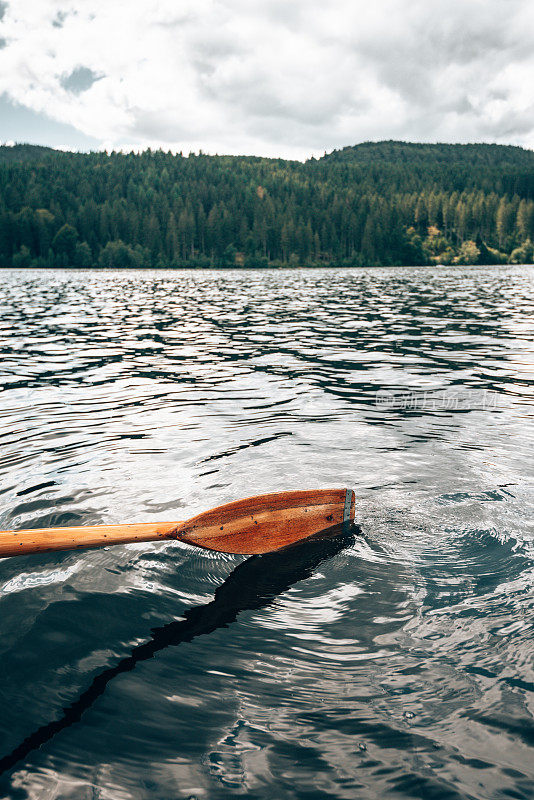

1,0,533,159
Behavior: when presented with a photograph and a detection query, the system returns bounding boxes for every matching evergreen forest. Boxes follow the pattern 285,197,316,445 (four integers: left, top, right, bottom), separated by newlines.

1,140,533,268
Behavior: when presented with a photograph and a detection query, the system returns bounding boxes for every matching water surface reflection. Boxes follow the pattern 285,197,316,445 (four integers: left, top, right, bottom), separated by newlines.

0,266,533,800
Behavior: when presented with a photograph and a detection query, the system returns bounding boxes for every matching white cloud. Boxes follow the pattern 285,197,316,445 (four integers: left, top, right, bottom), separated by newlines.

0,0,533,157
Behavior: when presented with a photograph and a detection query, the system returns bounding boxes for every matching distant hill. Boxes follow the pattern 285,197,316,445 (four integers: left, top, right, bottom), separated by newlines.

0,140,533,268
321,140,534,168
311,140,534,199
0,143,57,163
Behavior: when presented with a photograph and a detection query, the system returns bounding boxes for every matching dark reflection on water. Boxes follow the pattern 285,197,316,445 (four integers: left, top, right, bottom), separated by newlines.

0,266,533,800
0,527,355,780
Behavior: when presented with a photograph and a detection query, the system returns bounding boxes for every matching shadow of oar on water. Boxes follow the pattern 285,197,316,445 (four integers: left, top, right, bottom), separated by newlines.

0,525,357,778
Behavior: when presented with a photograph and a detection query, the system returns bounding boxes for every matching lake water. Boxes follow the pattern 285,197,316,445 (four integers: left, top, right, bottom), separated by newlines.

0,266,533,800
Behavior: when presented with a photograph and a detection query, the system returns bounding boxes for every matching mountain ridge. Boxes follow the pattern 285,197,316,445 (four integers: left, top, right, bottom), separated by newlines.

319,140,534,167
2,139,534,166
1,140,533,268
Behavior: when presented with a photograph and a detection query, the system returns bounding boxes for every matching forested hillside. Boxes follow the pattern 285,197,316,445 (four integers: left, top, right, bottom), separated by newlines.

1,140,533,268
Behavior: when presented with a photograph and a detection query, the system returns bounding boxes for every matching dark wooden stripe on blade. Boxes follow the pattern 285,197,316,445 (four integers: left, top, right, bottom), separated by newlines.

180,489,346,527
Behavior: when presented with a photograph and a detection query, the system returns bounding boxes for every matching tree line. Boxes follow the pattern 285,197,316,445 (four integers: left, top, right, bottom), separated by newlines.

0,140,533,268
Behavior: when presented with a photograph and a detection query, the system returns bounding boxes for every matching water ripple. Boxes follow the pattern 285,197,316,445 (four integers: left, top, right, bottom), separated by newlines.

0,266,533,800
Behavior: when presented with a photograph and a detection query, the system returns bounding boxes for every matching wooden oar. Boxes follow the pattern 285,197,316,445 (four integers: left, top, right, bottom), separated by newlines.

0,488,355,559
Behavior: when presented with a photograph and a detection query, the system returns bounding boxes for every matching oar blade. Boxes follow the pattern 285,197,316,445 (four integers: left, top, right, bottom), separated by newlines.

173,488,355,555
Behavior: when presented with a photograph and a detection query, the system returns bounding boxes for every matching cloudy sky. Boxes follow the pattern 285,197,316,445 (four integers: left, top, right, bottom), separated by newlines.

1,0,533,159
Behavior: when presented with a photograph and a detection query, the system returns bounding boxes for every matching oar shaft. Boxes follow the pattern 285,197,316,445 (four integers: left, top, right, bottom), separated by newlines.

0,521,182,559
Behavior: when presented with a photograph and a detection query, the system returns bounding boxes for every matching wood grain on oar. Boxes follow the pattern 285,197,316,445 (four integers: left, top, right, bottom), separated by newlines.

0,521,181,559
0,488,355,559
175,488,355,554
